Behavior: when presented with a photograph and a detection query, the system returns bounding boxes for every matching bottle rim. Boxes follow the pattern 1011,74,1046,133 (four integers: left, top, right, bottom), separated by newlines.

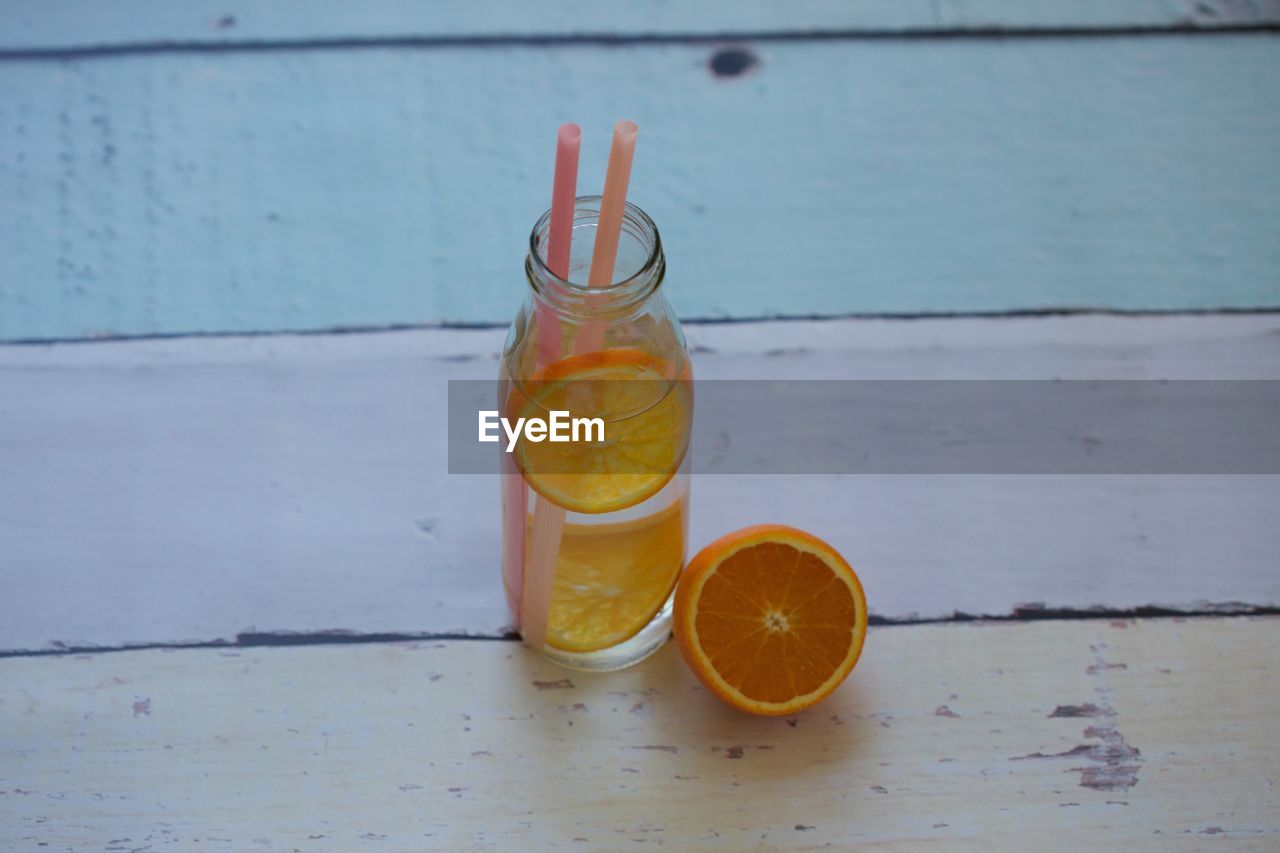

527,195,663,297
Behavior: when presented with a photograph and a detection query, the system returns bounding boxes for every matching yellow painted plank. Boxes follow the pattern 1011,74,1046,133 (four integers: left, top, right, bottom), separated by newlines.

2,617,1278,849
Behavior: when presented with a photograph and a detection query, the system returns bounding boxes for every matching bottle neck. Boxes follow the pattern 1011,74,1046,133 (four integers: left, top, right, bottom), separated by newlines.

526,196,665,320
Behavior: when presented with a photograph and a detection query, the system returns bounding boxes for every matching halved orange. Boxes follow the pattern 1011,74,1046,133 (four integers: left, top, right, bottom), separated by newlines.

507,348,691,515
674,525,868,716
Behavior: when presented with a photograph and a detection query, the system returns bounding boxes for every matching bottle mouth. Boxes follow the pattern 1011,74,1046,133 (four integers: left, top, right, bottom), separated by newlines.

527,195,663,297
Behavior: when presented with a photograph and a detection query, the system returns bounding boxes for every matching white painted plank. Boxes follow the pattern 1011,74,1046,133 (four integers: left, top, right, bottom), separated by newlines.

2,617,1278,848
4,0,1278,52
1,315,1278,652
2,36,1279,340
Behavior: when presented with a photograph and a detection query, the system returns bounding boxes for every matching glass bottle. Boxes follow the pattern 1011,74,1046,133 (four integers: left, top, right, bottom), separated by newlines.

499,196,692,671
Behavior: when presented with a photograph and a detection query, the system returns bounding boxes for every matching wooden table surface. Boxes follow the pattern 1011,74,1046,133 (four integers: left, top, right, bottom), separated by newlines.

3,314,1279,849
5,3,1280,847
4,619,1278,849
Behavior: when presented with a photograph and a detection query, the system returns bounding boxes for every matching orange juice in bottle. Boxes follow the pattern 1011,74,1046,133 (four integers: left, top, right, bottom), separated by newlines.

499,196,691,671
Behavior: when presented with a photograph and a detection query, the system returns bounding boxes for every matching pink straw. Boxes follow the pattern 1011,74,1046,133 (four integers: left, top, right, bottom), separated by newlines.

589,120,639,288
536,123,580,368
548,124,581,279
576,120,638,353
522,120,640,651
521,496,564,651
522,123,586,650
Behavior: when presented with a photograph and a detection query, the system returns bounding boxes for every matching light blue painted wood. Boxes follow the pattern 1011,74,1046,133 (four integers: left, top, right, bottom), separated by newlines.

4,0,1277,52
1,35,1279,340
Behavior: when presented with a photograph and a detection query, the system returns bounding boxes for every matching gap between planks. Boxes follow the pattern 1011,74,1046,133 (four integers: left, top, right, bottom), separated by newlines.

6,24,1280,62
4,0,1280,59
4,607,1280,661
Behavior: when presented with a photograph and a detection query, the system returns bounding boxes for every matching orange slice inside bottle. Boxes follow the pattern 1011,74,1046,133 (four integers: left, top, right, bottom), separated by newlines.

541,498,687,653
507,348,691,516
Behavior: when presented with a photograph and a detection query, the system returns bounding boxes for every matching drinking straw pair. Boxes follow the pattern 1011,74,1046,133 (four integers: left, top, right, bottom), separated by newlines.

520,120,640,650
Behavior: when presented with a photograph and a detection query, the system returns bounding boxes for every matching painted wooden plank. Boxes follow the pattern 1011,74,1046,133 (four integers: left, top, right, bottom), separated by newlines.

2,37,1279,341
2,617,1277,848
2,315,1278,653
4,0,1278,54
